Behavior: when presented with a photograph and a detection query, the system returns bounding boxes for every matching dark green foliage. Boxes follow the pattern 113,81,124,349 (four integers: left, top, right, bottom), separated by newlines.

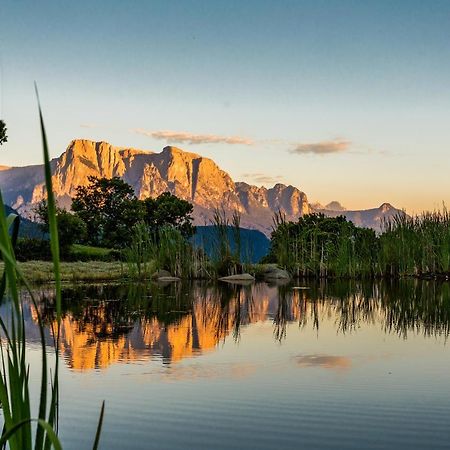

0,119,7,145
269,213,378,278
35,200,87,254
15,237,51,261
72,176,143,248
142,192,195,238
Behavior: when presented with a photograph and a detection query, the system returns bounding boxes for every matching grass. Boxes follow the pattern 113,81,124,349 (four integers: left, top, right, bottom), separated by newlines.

69,244,118,261
0,261,126,283
379,209,450,277
0,87,104,448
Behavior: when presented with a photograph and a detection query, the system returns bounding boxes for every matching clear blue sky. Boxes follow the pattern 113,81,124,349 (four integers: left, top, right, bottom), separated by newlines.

2,0,450,212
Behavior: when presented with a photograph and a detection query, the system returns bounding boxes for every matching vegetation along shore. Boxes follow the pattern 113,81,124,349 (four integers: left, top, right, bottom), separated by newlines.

7,173,450,282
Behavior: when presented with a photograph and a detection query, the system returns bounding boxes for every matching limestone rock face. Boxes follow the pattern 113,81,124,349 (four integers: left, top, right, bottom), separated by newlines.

0,139,310,235
0,139,404,234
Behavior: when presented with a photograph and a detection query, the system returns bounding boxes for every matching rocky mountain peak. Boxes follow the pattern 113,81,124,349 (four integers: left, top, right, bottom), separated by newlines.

325,201,346,211
0,139,310,235
0,139,402,234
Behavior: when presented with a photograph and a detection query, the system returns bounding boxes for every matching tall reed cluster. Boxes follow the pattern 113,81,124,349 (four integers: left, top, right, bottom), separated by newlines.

209,209,245,276
379,209,450,277
125,222,210,279
269,210,450,279
269,213,378,278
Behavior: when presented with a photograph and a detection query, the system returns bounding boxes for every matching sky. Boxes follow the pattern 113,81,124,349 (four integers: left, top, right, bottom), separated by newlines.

1,0,450,213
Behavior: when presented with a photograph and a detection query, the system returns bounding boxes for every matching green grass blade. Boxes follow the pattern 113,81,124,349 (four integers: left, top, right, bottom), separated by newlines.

0,419,62,450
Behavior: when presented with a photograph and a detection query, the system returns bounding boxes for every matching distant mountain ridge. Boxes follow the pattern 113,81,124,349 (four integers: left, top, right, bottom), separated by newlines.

0,139,403,235
311,202,404,231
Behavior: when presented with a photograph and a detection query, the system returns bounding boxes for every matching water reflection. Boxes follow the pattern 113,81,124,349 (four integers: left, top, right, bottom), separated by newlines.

14,279,450,371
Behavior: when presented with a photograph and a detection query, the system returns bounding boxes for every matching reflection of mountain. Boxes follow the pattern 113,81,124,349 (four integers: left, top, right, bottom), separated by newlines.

35,284,279,371
15,279,450,371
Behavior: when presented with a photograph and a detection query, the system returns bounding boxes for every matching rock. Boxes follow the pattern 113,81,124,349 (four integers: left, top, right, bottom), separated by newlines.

219,273,255,282
156,276,181,283
151,269,173,279
263,265,290,280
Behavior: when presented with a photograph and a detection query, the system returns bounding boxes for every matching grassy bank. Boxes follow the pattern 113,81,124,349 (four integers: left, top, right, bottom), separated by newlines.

1,260,126,283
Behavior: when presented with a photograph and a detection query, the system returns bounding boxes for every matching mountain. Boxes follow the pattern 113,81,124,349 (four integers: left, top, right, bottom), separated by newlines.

313,202,404,231
4,205,42,238
324,201,346,211
0,139,402,235
192,226,270,263
0,139,309,235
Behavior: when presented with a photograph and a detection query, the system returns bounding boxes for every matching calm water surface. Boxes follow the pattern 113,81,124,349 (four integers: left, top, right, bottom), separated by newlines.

7,280,450,449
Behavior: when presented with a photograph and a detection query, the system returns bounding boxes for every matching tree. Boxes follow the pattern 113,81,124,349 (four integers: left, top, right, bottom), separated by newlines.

72,176,143,247
142,192,195,238
35,200,87,255
0,120,7,146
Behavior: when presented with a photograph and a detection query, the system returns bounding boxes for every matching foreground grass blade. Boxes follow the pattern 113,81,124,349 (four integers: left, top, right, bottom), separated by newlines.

0,419,62,450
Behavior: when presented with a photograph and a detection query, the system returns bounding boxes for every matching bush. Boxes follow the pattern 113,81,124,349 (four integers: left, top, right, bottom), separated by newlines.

15,238,51,261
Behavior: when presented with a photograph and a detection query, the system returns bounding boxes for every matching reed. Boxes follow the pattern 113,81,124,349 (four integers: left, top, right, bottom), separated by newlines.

379,209,450,277
0,90,104,449
210,208,243,276
269,213,378,278
147,225,210,279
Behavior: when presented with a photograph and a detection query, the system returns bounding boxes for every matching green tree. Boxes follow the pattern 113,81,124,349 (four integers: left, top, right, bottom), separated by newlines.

142,192,195,238
35,200,87,255
72,176,143,247
0,120,7,146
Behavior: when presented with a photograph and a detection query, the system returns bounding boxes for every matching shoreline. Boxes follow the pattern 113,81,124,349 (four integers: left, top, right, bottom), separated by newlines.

2,260,450,284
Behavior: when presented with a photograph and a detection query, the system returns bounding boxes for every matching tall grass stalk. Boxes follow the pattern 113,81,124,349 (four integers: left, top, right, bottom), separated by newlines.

0,88,104,449
210,208,242,276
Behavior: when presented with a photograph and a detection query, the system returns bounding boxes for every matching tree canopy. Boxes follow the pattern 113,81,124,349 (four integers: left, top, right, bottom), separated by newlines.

35,200,87,254
0,120,7,146
72,176,143,247
142,192,195,238
71,177,195,248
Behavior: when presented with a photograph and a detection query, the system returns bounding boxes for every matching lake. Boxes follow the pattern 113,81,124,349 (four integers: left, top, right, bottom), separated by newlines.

4,280,450,449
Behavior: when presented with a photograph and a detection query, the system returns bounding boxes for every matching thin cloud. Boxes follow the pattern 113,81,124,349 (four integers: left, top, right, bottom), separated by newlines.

80,123,99,129
290,139,351,155
241,172,283,184
134,128,254,146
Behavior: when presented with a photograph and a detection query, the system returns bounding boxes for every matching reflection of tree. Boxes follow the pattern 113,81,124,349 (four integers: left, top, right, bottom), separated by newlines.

20,278,450,371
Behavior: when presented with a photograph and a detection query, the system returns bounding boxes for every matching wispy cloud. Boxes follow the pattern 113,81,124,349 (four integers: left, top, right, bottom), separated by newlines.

134,128,254,146
290,139,351,155
241,172,283,184
80,123,99,129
